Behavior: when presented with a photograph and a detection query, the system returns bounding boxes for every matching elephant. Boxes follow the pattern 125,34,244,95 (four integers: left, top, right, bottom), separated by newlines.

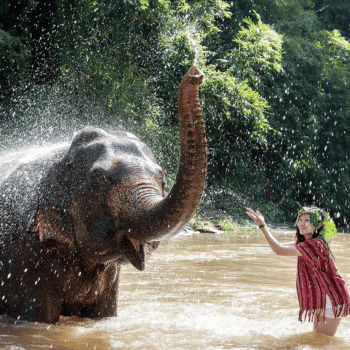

0,65,207,323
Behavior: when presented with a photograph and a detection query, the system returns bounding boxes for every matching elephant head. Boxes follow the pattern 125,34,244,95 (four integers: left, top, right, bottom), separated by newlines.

28,65,207,271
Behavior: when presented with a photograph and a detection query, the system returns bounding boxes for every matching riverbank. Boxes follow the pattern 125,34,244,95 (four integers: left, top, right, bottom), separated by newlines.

190,201,350,235
189,201,264,234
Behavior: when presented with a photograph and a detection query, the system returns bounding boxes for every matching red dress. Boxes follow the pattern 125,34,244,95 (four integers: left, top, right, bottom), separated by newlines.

296,238,350,321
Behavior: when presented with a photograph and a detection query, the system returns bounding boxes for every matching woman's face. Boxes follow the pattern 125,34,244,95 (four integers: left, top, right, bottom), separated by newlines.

297,213,316,239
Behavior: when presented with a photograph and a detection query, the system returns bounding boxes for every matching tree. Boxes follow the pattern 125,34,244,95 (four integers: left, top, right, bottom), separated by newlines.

313,0,350,40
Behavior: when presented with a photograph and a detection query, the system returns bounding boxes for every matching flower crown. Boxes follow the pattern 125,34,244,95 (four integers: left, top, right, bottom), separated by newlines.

296,207,337,243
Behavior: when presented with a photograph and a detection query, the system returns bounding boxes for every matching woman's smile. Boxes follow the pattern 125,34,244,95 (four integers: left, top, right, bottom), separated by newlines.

297,213,315,239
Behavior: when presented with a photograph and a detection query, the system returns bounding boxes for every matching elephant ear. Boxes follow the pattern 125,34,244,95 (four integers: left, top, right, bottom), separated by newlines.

27,178,75,247
27,206,74,246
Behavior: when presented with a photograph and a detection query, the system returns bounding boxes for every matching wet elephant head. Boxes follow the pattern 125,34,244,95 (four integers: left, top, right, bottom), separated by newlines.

0,65,206,323
28,65,207,272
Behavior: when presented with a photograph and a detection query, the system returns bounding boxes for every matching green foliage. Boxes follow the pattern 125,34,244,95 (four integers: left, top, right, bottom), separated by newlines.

220,14,284,95
0,29,30,104
0,30,28,74
254,0,313,24
201,66,270,188
259,5,350,219
179,0,232,25
1,0,350,223
313,0,350,40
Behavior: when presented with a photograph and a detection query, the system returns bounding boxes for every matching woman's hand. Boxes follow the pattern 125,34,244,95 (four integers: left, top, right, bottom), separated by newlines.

246,208,300,256
246,208,266,227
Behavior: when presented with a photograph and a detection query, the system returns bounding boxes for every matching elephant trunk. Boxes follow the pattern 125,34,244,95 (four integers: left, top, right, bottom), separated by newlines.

129,65,207,241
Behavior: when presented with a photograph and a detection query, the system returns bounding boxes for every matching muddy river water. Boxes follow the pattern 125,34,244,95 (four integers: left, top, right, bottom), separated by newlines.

0,228,349,349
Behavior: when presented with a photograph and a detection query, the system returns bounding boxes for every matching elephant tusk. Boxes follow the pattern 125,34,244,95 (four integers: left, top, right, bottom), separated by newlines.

120,237,145,271
129,237,141,253
128,238,145,271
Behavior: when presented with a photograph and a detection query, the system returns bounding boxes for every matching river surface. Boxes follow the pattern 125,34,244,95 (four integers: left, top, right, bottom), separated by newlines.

0,228,349,350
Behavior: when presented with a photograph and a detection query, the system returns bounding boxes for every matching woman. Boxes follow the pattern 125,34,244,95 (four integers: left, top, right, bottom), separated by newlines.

246,206,350,336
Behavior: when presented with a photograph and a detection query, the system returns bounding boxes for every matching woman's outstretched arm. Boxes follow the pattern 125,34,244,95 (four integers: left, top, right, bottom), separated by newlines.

246,208,300,256
281,241,297,247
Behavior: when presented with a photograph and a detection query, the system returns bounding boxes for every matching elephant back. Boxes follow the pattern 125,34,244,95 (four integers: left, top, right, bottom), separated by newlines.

0,144,68,238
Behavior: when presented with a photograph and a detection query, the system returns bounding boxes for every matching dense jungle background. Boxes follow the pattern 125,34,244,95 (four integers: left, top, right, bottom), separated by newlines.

1,0,350,226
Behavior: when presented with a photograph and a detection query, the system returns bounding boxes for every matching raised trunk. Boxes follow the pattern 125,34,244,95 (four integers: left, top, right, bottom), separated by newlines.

129,65,207,241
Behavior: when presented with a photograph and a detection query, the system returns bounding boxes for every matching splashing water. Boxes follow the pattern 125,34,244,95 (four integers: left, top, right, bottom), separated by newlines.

167,25,200,66
1,142,69,164
188,35,199,66
0,142,70,184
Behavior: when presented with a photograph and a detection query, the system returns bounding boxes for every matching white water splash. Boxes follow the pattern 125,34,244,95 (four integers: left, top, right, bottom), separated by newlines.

22,143,69,164
188,36,199,66
0,142,69,183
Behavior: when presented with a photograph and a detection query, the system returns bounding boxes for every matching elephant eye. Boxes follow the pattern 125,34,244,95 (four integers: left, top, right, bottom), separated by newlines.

91,178,104,190
90,171,109,190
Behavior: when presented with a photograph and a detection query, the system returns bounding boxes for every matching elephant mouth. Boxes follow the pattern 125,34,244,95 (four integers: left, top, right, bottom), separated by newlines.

83,218,145,270
122,237,145,271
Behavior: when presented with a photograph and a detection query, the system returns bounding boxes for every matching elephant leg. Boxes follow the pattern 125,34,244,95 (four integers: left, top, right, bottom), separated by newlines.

0,265,62,323
40,293,62,323
16,286,61,323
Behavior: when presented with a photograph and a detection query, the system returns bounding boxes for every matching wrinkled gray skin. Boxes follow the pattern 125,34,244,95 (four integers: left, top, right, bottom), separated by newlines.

0,66,207,323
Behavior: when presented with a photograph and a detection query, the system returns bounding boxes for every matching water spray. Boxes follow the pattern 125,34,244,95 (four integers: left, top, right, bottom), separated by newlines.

186,27,200,67
188,36,199,66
